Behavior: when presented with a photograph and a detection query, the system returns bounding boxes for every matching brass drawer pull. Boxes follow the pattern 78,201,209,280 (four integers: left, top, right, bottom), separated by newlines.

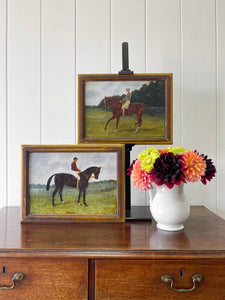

0,272,24,290
161,274,204,292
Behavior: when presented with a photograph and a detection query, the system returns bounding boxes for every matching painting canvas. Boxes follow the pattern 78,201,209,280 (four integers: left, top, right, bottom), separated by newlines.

78,74,173,144
21,145,125,223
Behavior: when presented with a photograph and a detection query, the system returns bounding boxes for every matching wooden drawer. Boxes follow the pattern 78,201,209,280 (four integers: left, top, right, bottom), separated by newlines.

95,259,225,300
0,258,88,300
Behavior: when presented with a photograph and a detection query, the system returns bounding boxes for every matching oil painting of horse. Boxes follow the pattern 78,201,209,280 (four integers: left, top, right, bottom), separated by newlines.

21,145,125,223
104,96,154,133
46,166,101,206
78,74,172,144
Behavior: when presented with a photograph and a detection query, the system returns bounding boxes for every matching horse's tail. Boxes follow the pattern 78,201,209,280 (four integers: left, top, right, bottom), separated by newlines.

145,105,154,116
46,174,55,190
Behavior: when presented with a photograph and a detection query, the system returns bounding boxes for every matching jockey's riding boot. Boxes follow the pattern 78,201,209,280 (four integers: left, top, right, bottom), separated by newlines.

76,180,80,189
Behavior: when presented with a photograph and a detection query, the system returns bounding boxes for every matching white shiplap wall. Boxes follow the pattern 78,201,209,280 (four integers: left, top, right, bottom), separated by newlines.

0,0,225,219
0,0,7,208
217,0,225,219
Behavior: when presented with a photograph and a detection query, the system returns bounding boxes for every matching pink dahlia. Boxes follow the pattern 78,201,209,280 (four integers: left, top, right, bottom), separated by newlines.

131,160,153,191
182,150,206,182
200,155,216,185
149,152,186,189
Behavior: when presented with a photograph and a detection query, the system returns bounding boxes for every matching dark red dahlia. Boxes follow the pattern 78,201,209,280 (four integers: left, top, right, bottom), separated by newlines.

200,155,216,184
127,159,137,175
149,152,186,189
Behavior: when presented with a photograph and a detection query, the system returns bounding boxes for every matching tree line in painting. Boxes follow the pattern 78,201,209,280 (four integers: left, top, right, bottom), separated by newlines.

95,80,165,110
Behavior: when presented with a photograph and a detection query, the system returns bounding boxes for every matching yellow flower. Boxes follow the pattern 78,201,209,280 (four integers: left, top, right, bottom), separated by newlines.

138,147,159,172
168,146,187,155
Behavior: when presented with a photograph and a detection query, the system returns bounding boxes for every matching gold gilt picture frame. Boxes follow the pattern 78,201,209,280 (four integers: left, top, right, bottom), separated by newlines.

21,144,125,223
78,73,173,144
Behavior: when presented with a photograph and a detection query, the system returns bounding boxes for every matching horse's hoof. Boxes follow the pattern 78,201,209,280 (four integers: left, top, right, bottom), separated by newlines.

78,203,81,205
135,127,140,133
62,201,64,204
84,204,88,206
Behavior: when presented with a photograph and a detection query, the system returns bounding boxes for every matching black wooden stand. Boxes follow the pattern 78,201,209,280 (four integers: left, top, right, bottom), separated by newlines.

124,144,151,221
119,42,151,221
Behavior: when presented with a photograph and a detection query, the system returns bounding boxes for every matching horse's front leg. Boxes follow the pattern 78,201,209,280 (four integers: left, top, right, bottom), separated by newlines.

135,126,140,133
105,116,115,130
115,116,121,132
77,189,82,205
83,189,88,206
134,114,142,133
132,121,139,130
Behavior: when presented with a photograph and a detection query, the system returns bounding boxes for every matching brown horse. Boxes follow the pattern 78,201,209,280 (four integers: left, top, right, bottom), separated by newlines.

104,96,154,133
46,166,101,206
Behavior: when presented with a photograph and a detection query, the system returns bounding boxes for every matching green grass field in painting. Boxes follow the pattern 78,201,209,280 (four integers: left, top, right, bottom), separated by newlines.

85,107,165,138
29,180,117,216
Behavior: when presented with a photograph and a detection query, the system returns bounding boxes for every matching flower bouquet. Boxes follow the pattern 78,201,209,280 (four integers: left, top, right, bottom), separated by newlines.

128,147,216,191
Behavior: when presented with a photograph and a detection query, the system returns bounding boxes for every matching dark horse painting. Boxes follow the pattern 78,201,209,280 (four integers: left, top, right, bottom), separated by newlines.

46,166,101,207
104,96,154,133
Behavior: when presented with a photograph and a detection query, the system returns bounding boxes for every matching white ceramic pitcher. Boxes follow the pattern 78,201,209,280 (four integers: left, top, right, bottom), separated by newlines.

149,183,190,231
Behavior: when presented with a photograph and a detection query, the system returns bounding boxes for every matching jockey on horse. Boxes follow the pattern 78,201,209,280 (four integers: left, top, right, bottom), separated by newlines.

120,88,131,116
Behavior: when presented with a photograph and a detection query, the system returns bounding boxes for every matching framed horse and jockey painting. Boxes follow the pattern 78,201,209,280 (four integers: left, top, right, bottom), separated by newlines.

21,144,125,223
78,73,173,144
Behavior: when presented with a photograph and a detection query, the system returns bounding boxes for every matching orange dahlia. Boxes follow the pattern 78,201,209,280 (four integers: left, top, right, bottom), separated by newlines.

158,149,169,154
182,150,206,182
131,160,153,191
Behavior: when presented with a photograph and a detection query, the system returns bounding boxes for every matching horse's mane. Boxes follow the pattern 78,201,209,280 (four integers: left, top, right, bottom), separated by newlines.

105,96,121,105
80,166,100,179
81,166,98,174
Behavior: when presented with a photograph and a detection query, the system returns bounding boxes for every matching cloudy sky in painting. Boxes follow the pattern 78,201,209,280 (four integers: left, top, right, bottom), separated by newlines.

85,80,150,106
29,152,117,185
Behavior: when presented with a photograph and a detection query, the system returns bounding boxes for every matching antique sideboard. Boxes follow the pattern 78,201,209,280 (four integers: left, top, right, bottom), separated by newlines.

0,206,225,299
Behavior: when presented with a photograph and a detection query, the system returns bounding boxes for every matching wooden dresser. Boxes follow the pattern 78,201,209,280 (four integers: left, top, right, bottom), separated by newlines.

0,206,225,299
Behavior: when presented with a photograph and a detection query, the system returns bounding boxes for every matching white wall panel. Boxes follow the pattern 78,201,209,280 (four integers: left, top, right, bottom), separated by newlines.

7,0,41,206
0,0,7,208
182,0,217,208
76,0,111,143
0,0,224,219
146,0,181,145
41,0,75,144
145,0,181,207
217,0,225,218
76,0,111,74
111,0,146,206
111,0,146,73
